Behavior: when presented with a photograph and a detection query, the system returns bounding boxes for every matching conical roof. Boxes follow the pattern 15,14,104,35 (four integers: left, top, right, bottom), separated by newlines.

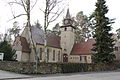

65,8,71,19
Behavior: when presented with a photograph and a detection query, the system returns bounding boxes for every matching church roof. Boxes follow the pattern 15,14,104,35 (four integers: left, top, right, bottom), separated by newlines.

65,8,71,19
47,34,61,48
70,39,96,55
60,8,76,29
20,36,31,53
13,36,31,53
31,27,61,48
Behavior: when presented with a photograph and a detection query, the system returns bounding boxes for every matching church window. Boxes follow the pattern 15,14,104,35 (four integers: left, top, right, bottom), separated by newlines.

47,49,49,60
80,56,82,61
65,27,67,31
64,49,67,51
40,48,42,60
53,50,55,61
58,51,60,61
114,46,118,51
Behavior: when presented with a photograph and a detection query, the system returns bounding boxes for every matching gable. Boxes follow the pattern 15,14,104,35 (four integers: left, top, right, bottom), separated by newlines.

13,36,30,53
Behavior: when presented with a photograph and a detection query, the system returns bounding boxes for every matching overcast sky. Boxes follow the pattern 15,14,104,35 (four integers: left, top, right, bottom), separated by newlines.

0,0,120,34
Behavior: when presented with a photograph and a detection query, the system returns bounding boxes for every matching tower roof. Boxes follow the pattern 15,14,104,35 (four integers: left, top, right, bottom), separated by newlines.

65,8,71,19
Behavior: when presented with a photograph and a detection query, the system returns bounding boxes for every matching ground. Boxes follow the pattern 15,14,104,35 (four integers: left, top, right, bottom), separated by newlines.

1,70,120,80
0,70,31,80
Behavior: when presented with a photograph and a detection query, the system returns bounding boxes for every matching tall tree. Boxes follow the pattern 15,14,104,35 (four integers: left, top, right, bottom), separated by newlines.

41,0,64,62
0,40,15,61
92,0,115,63
74,11,92,41
52,23,61,35
8,0,38,73
32,20,42,29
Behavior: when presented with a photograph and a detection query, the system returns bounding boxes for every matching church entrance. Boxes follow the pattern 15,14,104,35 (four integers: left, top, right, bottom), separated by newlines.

63,54,68,62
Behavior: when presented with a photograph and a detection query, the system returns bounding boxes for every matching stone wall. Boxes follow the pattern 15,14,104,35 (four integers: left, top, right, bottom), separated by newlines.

0,61,117,74
0,61,61,74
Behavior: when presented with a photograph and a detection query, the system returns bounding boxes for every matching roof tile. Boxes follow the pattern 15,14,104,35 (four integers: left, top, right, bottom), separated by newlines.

70,39,96,55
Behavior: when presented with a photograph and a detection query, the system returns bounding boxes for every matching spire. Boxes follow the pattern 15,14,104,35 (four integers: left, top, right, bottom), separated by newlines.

65,8,71,19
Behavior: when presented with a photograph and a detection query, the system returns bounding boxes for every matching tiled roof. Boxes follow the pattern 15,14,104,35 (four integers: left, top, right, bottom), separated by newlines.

31,27,44,44
70,39,96,55
47,34,61,48
31,27,61,48
20,36,31,53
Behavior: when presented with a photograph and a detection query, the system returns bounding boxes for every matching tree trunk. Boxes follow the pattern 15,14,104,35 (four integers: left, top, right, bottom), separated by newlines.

44,0,48,63
27,0,38,73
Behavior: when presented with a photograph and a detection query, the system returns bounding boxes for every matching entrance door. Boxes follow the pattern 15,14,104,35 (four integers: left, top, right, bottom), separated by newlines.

63,54,68,62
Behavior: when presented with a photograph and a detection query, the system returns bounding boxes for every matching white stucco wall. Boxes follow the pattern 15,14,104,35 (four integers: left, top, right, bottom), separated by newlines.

16,51,22,61
60,27,75,55
36,45,62,63
21,52,30,62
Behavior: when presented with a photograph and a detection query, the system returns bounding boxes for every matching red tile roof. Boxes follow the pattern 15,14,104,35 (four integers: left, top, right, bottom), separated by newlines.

70,39,96,55
47,34,61,48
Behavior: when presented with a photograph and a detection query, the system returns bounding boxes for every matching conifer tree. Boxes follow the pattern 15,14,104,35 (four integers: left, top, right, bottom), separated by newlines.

92,0,115,63
0,40,15,61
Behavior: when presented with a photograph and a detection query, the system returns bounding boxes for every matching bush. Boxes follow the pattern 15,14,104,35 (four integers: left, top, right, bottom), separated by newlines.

0,61,117,74
61,63,89,73
60,63,117,73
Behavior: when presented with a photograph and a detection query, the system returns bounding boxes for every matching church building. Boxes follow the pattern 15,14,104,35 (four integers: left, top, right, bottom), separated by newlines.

13,9,96,63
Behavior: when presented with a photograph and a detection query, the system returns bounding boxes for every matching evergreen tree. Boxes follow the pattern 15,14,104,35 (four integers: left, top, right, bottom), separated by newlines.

0,40,15,61
92,0,115,63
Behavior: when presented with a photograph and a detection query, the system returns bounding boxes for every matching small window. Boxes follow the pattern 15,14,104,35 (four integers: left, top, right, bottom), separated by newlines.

64,49,67,51
84,56,87,62
64,27,67,31
58,51,60,61
47,49,49,60
40,48,42,60
53,50,55,61
80,56,82,61
114,46,118,51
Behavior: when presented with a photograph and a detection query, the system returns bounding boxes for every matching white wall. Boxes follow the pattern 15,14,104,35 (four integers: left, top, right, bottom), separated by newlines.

16,51,22,61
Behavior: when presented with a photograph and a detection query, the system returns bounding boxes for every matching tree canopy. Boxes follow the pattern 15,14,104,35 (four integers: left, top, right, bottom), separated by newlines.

0,40,15,61
92,0,115,63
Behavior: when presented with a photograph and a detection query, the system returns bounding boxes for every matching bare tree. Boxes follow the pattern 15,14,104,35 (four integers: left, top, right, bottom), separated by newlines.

7,0,38,73
40,0,65,62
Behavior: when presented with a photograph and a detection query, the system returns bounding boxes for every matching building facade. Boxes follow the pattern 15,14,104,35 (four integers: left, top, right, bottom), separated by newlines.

13,9,120,63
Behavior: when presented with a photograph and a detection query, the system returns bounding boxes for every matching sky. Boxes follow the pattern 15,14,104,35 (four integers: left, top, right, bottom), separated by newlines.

0,0,120,34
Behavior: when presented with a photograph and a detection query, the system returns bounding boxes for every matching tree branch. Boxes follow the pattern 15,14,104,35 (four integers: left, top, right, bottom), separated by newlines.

8,14,27,22
48,8,64,24
30,0,38,11
20,0,27,13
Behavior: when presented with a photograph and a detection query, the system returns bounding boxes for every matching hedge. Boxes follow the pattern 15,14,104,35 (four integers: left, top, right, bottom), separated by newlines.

0,61,118,74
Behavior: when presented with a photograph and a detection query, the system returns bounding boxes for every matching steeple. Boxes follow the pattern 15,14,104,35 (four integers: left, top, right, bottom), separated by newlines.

65,8,71,19
60,8,75,63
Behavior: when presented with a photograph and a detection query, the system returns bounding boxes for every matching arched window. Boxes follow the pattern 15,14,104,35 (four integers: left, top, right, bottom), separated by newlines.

58,51,60,61
47,49,49,60
53,50,55,61
40,48,42,60
64,27,67,31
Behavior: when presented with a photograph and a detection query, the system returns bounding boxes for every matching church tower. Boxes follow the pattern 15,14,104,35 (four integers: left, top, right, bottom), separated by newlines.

60,9,76,62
